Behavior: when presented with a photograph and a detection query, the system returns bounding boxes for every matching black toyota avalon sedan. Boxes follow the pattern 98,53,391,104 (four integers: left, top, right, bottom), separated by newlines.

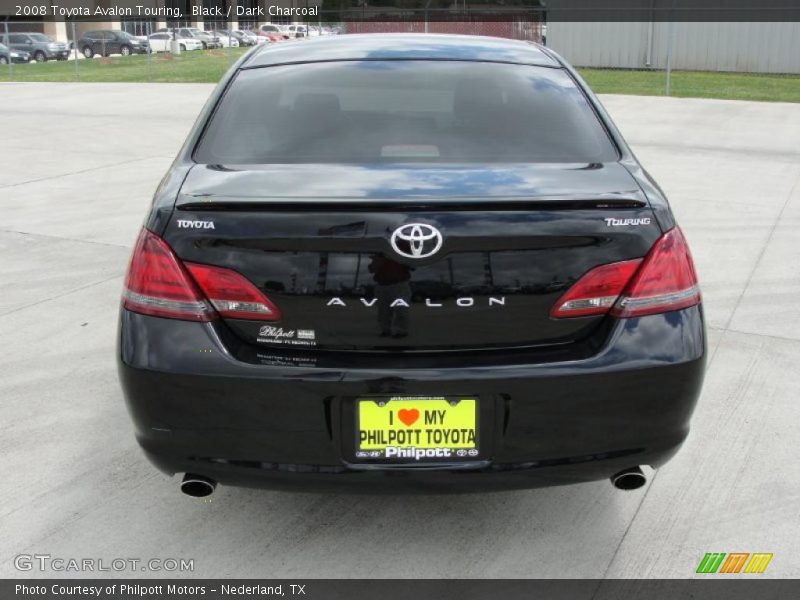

118,34,705,497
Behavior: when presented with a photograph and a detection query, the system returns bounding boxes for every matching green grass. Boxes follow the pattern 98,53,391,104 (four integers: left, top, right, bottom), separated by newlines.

2,47,250,83
3,50,799,103
578,68,800,103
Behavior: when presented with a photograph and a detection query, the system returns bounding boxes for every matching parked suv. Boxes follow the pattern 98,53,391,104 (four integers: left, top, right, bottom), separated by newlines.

78,30,150,58
2,32,69,62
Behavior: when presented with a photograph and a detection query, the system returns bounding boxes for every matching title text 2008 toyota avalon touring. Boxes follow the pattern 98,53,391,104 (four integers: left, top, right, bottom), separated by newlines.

117,34,705,496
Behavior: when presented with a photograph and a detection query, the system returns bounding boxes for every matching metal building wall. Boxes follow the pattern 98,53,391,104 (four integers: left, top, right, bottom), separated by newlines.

546,21,653,69
546,20,800,74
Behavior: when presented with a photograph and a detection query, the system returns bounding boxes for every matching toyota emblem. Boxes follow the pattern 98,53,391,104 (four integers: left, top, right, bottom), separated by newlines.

390,223,443,259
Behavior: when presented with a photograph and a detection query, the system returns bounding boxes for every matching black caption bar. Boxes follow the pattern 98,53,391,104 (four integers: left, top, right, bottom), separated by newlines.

1,0,800,22
5,580,800,600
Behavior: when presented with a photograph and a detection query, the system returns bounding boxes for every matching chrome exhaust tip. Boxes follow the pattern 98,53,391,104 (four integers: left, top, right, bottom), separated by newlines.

610,466,647,491
180,473,217,498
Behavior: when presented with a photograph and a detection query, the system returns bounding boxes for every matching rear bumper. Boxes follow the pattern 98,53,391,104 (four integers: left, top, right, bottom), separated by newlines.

118,306,706,493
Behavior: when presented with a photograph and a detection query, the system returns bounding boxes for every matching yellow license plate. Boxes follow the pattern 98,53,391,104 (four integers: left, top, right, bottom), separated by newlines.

356,396,478,461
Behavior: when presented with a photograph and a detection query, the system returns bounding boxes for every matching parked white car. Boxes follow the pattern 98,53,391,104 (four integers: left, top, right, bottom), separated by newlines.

147,32,202,52
285,25,308,38
212,31,240,48
259,24,286,39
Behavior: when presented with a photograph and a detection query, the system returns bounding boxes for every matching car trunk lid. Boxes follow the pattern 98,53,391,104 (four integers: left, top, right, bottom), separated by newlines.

162,163,661,352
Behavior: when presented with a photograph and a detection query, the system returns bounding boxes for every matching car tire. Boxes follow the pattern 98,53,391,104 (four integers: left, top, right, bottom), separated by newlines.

34,51,47,63
179,44,186,52
0,56,7,65
201,42,207,49
120,45,131,56
82,46,94,59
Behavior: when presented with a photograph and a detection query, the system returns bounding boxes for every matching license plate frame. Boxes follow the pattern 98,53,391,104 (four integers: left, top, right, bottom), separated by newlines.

353,395,481,464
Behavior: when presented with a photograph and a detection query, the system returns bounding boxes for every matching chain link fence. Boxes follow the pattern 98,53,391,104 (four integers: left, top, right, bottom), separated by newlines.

1,15,798,103
1,19,247,83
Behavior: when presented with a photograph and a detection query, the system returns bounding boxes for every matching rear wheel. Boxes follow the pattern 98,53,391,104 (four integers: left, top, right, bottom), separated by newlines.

82,46,93,59
34,50,47,63
179,44,186,52
120,45,131,56
0,56,7,65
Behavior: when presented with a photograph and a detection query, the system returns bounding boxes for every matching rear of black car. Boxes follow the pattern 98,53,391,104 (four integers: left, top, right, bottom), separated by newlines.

117,36,705,494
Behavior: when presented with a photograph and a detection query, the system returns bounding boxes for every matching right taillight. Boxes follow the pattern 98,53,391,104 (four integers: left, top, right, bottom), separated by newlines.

611,226,701,318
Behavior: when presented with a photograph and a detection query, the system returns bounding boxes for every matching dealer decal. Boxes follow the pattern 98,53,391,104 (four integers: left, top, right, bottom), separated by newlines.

257,326,316,347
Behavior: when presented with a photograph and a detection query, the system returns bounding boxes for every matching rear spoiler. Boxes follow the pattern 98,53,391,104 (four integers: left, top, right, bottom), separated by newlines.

176,197,647,212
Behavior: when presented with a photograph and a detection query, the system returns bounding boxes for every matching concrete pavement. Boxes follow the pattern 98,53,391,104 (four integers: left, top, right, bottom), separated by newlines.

0,83,798,579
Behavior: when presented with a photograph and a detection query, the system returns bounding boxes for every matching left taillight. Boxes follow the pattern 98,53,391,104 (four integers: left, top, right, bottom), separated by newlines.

185,262,281,321
122,229,281,322
122,229,214,321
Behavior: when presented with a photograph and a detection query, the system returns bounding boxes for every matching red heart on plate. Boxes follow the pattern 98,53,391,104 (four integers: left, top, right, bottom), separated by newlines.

398,408,419,427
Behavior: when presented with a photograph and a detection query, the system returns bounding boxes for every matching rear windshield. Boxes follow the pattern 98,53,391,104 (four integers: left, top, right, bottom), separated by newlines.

194,61,617,164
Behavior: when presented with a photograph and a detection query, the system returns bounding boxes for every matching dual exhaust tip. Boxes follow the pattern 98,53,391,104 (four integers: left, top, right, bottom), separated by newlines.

180,467,647,496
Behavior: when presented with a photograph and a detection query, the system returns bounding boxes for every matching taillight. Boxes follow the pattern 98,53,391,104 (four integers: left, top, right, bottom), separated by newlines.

550,259,642,318
551,226,700,319
611,227,700,318
185,262,280,321
122,229,281,322
123,229,213,321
